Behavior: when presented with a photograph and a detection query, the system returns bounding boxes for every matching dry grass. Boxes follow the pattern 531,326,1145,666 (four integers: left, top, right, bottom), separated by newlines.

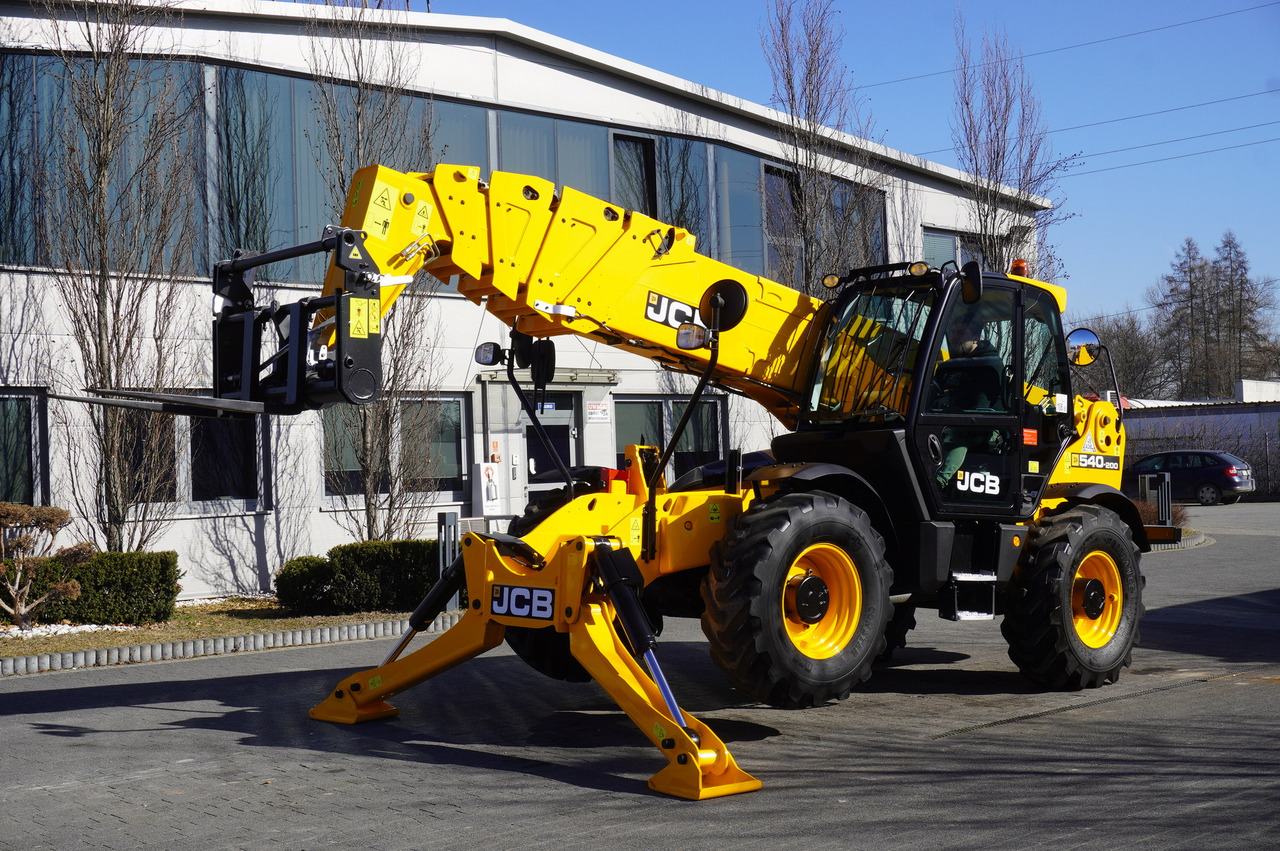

0,597,410,657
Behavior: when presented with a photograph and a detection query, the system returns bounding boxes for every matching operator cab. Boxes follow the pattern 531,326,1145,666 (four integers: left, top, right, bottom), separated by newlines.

780,261,1074,522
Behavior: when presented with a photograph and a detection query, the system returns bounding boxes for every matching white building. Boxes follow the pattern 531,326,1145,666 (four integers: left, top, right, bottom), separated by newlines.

0,0,1043,597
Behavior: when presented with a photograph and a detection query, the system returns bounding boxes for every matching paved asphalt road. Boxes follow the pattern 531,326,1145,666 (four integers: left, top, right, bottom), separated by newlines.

2,504,1277,850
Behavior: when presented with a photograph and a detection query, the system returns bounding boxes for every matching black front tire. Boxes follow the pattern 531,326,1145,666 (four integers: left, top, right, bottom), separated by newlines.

1002,505,1145,689
701,490,891,708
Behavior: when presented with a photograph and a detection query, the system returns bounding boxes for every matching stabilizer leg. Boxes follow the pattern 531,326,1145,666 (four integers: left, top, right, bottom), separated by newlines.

569,600,760,800
310,610,504,724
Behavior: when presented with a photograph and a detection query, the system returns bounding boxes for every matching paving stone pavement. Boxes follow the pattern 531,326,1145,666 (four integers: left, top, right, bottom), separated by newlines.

2,504,1278,849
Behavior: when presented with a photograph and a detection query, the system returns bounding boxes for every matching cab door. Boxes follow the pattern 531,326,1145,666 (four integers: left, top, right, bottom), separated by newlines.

913,282,1072,519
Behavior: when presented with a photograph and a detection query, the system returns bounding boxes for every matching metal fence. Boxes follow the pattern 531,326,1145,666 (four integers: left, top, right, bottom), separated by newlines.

1124,408,1280,496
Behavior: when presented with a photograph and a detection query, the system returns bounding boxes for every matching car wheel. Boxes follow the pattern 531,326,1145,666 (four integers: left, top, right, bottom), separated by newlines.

1197,483,1221,506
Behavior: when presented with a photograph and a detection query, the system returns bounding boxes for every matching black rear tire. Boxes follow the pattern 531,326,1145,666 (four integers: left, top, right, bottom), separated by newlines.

503,488,592,682
701,490,891,708
1002,505,1144,689
877,601,917,663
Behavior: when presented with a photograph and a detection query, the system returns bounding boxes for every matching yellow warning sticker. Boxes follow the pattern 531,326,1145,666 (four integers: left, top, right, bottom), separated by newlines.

411,201,434,237
367,298,381,336
369,675,382,689
349,299,368,339
709,502,721,523
630,517,642,547
362,180,396,240
652,722,667,740
1029,460,1040,473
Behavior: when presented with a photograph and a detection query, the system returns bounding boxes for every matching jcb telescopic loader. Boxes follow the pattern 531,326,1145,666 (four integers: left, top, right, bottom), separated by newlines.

121,164,1147,799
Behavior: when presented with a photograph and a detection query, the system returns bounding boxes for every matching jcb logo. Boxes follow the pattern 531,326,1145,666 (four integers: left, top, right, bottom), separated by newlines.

957,470,1001,495
645,292,706,330
1072,453,1120,471
491,585,554,619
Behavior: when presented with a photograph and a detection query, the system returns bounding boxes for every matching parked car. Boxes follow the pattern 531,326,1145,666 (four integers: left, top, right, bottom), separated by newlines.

1123,450,1255,506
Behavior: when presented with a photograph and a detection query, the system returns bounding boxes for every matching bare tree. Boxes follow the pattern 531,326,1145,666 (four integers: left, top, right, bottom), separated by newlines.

762,0,887,297
1068,308,1175,401
951,14,1076,279
32,0,204,551
302,0,448,540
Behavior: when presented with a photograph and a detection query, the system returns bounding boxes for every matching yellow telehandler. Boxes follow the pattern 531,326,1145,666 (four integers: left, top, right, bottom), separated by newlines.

116,164,1148,799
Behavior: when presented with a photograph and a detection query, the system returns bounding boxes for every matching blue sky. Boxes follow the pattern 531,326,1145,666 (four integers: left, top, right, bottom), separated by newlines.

418,1,1279,322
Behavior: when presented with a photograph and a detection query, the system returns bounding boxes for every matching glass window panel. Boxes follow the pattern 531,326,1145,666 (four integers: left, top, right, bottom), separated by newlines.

0,53,35,266
672,400,720,478
715,146,763,275
291,79,331,284
218,67,297,279
191,416,258,501
614,400,663,470
123,410,177,504
556,119,608,198
498,111,554,181
657,136,708,244
613,135,656,216
322,406,368,496
764,166,801,286
401,398,464,492
431,100,489,175
922,228,958,268
0,397,33,504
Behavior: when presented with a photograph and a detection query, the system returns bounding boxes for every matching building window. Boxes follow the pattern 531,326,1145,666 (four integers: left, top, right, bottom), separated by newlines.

556,120,609,199
498,111,555,181
431,100,490,176
764,165,802,286
656,135,709,245
190,416,258,502
123,409,178,504
714,146,764,275
613,134,657,217
324,396,468,497
614,397,722,479
400,397,465,493
923,227,982,270
0,395,34,504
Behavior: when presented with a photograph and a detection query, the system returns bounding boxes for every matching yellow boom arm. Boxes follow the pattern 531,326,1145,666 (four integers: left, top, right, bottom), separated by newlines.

325,164,827,425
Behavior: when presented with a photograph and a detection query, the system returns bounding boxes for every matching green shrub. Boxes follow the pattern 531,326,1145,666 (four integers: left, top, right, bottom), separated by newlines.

274,556,340,615
37,551,181,625
275,540,441,615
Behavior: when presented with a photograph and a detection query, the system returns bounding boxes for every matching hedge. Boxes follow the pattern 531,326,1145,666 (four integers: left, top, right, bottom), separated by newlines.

275,539,441,615
35,551,181,626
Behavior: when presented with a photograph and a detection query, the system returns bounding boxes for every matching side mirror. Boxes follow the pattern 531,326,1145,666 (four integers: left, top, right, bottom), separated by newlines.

474,341,505,366
1066,328,1100,366
960,260,983,304
677,322,708,350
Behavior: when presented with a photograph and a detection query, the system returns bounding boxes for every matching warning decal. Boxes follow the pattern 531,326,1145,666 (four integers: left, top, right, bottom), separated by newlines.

411,201,434,237
349,298,368,339
367,298,381,336
361,180,397,239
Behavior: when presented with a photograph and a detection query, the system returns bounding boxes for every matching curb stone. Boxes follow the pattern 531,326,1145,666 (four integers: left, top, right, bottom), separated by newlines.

0,611,461,677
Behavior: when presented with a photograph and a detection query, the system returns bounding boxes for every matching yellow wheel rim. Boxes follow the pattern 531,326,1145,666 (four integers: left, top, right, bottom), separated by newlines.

1071,551,1124,649
782,543,862,659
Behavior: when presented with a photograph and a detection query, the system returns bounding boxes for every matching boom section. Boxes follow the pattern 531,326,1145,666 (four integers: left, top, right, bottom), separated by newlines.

329,164,827,424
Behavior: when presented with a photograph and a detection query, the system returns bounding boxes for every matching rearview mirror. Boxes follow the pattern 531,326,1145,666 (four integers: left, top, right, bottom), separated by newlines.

1066,328,1100,366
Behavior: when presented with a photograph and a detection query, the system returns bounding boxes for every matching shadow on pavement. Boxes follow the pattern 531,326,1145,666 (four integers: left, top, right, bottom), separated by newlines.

1140,587,1280,664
